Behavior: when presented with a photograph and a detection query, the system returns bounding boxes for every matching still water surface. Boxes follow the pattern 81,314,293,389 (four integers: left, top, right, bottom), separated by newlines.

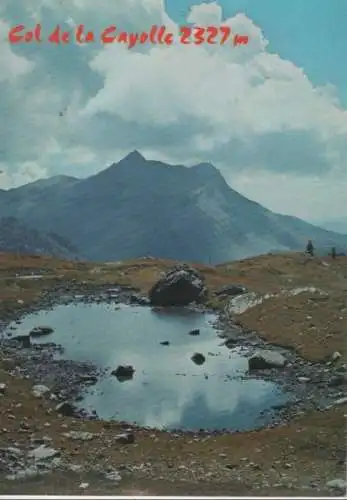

11,303,288,431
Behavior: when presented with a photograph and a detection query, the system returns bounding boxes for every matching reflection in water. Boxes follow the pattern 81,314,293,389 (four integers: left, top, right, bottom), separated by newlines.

9,303,289,431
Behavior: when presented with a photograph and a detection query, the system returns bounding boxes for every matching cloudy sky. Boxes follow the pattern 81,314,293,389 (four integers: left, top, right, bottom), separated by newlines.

1,0,346,223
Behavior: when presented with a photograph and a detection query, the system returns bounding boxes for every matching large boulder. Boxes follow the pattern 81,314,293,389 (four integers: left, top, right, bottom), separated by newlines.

148,264,207,306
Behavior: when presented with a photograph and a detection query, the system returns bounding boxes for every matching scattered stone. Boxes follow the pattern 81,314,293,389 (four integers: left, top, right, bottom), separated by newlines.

7,447,22,457
326,396,347,409
326,479,346,492
63,431,95,441
160,341,170,346
79,482,89,489
148,263,207,306
328,374,347,387
0,383,6,394
224,338,238,348
298,377,310,383
12,335,31,348
30,436,53,446
67,464,84,473
129,293,150,306
30,326,54,337
111,365,135,380
28,445,60,461
115,432,135,445
32,384,50,398
6,467,49,481
104,469,122,481
189,329,200,336
55,401,76,417
248,350,286,370
79,375,98,384
331,351,342,362
215,285,247,297
191,353,206,365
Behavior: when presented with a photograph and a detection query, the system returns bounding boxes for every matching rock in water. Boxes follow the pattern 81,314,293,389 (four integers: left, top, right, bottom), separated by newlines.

189,329,200,336
248,350,286,370
191,353,206,365
30,326,54,337
111,365,135,381
148,264,207,306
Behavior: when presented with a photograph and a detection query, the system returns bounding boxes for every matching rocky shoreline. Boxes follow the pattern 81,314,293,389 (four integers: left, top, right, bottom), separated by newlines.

1,280,345,435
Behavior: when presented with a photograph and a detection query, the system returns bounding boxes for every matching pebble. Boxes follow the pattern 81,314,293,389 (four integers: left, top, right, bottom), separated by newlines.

331,352,342,362
30,436,53,446
79,482,89,489
7,447,22,457
32,384,50,398
104,469,122,482
0,383,7,394
63,431,95,441
67,464,84,472
115,432,135,445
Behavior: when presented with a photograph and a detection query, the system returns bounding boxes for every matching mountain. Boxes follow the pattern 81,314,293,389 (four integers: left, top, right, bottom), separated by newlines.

317,218,347,235
0,151,346,264
0,216,81,260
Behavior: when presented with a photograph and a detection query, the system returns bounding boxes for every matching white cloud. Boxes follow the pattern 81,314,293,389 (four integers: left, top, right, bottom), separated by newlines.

232,170,347,222
0,20,33,81
0,0,346,219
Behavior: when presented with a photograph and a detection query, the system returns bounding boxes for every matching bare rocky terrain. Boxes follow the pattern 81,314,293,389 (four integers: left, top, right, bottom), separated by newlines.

0,251,346,496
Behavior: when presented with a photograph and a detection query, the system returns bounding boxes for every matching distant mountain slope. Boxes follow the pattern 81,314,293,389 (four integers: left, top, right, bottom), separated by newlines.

317,218,347,235
0,217,81,260
0,152,346,264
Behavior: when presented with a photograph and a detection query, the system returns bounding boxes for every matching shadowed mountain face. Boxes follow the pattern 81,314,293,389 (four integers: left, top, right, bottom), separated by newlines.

0,217,81,260
0,152,346,263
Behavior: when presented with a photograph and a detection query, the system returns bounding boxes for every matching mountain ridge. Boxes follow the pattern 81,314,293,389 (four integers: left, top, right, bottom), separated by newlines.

0,152,345,263
0,216,81,260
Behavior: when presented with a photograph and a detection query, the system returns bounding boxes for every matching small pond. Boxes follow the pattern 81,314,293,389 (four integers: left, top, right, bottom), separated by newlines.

8,303,289,431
